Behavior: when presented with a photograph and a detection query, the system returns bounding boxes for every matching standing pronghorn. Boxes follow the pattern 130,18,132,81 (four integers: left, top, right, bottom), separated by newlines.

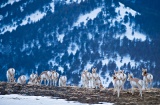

6,68,15,83
59,76,67,87
119,70,127,90
127,73,143,97
17,75,27,84
112,74,123,97
81,70,92,88
51,70,59,86
37,71,51,86
142,68,153,89
81,70,87,88
92,68,99,89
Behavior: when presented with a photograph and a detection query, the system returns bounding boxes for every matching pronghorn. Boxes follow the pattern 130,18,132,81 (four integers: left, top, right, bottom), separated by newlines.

142,68,153,89
28,73,38,85
127,73,143,97
59,76,67,87
81,69,92,88
112,75,123,97
92,68,99,89
114,70,121,80
95,76,103,89
81,70,87,88
17,75,27,84
6,68,15,83
51,70,59,86
119,70,127,90
37,71,51,86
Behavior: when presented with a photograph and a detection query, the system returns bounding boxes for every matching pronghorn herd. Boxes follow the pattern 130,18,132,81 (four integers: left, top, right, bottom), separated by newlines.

112,68,153,97
81,68,103,89
6,69,67,87
6,68,153,98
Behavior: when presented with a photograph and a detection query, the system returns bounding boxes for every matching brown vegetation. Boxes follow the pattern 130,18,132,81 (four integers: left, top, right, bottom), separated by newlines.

0,82,160,105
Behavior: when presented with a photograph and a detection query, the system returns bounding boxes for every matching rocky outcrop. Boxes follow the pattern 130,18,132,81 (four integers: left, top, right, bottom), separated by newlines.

0,82,160,105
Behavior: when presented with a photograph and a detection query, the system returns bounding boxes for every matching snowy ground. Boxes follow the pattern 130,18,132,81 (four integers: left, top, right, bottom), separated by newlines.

0,94,113,105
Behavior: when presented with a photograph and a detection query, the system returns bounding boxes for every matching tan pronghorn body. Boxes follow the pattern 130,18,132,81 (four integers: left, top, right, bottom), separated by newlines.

95,76,103,89
81,70,92,88
127,73,143,97
112,75,123,97
118,70,127,90
17,75,27,84
114,70,127,90
59,76,67,87
142,68,153,89
81,70,87,87
37,71,51,86
51,71,59,86
28,73,38,85
92,68,99,89
6,68,15,83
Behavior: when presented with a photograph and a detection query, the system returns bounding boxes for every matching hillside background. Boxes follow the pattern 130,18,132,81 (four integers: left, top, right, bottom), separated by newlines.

0,0,160,88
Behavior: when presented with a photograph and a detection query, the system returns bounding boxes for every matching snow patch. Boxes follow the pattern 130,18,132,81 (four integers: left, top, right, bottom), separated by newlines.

0,94,113,105
111,2,147,41
116,2,137,18
102,54,136,69
88,33,92,40
65,0,85,4
73,7,102,27
1,0,21,8
114,54,135,69
102,59,109,66
84,63,93,70
50,1,55,13
115,23,146,41
57,34,65,43
0,10,46,34
20,11,46,26
125,24,146,41
0,23,18,34
58,66,64,73
67,43,79,55
48,59,59,66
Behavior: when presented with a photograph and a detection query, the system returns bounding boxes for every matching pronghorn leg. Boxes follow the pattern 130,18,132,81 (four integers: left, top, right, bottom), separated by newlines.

50,80,52,86
131,87,134,95
44,79,46,85
151,81,153,89
140,88,142,97
149,81,153,89
113,88,116,95
53,81,55,86
40,80,43,86
55,80,57,86
117,88,120,97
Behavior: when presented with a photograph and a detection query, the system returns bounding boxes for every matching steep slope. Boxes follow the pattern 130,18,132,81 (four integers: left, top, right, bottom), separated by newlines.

0,0,159,87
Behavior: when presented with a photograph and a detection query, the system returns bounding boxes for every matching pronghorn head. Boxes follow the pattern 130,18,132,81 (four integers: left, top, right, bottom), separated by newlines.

142,68,147,76
127,73,133,81
82,70,88,74
114,70,119,75
119,70,124,74
92,68,97,73
112,75,117,80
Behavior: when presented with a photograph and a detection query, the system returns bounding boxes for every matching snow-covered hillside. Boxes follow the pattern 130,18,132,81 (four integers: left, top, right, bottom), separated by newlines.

0,0,159,88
